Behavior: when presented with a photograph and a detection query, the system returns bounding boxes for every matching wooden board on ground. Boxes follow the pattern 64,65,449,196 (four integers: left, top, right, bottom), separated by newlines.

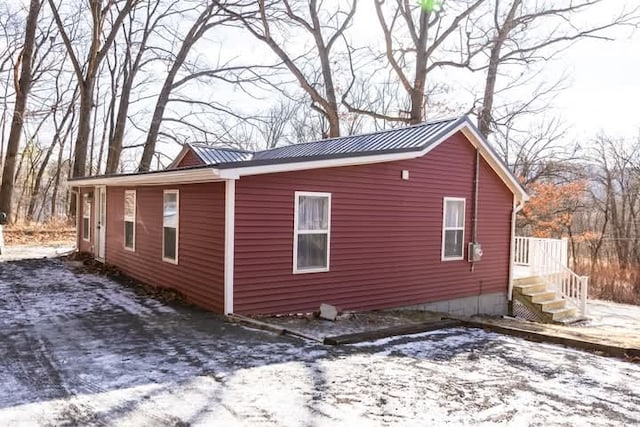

323,319,461,345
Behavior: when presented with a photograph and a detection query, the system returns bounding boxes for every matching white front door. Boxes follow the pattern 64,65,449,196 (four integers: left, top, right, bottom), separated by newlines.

95,186,107,261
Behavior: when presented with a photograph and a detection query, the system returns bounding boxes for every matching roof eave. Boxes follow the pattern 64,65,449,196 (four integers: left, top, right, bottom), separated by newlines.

70,167,226,187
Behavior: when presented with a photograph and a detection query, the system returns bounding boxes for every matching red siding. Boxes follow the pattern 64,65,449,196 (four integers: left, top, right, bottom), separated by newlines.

104,183,225,312
174,150,203,168
233,131,513,314
77,187,94,254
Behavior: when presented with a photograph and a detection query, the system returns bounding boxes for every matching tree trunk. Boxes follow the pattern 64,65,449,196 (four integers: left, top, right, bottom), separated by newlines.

106,69,132,173
0,0,41,220
477,0,521,137
72,82,94,178
138,74,174,172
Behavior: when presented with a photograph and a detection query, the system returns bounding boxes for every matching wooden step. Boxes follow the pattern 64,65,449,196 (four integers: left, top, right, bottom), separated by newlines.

512,274,585,325
539,298,568,311
513,282,547,294
544,306,577,322
514,276,545,286
527,290,558,303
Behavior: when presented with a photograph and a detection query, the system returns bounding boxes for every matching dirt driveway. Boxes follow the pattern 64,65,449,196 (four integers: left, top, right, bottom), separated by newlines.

1,258,639,426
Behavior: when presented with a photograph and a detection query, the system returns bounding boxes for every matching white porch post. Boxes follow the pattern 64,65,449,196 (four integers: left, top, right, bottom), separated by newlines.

580,276,589,316
561,237,569,268
224,179,236,315
508,198,524,301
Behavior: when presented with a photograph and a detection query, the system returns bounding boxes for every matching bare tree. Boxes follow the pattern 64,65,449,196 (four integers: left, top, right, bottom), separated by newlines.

343,0,485,124
105,0,181,173
48,0,138,178
222,0,357,139
138,1,241,171
476,0,639,137
26,69,77,219
590,136,640,271
0,0,42,220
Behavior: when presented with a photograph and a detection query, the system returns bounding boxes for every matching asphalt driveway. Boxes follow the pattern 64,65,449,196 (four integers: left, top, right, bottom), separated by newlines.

0,258,639,426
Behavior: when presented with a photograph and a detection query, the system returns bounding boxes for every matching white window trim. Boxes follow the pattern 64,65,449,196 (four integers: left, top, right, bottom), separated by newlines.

82,193,91,242
124,190,136,252
162,189,179,264
293,191,331,274
441,197,466,261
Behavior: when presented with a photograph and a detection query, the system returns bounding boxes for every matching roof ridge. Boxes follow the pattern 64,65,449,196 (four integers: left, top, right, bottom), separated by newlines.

254,116,461,155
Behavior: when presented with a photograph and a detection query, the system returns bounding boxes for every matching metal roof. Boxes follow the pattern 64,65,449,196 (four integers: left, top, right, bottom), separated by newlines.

189,144,252,164
186,117,460,167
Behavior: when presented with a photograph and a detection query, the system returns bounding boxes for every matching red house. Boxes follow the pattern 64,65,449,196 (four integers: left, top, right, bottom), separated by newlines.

70,116,528,316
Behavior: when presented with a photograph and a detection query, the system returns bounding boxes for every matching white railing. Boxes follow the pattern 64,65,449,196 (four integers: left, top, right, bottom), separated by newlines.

514,236,568,268
514,236,588,316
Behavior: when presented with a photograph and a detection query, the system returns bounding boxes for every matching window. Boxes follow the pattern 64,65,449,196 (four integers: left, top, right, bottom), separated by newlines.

124,190,136,251
442,197,465,260
293,192,331,273
163,190,179,263
82,193,91,241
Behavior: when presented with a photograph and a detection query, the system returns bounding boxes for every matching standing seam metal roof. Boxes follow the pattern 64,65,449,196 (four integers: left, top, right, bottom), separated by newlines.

188,144,253,164
187,117,460,167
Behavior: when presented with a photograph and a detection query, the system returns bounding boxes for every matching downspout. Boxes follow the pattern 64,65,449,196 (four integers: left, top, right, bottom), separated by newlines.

508,197,525,303
224,179,236,315
471,149,480,272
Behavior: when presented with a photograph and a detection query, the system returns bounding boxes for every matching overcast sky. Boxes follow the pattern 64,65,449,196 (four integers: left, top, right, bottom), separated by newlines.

554,28,639,140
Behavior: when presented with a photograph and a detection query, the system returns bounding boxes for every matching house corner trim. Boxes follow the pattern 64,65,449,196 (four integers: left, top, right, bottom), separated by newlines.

224,179,236,314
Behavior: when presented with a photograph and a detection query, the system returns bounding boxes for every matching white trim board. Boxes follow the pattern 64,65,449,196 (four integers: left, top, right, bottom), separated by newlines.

441,197,466,261
162,189,179,265
292,191,332,274
123,190,136,252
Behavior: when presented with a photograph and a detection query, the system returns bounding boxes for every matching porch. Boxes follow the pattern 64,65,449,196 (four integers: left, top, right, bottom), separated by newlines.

512,236,589,322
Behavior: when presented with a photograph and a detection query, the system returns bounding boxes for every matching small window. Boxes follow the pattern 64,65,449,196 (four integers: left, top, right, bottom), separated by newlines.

293,192,331,273
124,190,136,251
442,197,465,260
82,193,91,241
163,190,179,263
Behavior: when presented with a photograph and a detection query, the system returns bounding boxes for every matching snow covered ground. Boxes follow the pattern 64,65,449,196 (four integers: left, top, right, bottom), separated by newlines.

0,244,75,261
585,299,640,341
0,258,639,426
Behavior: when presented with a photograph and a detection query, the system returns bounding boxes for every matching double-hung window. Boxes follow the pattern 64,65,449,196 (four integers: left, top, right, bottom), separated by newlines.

82,193,91,241
442,197,465,260
163,190,179,263
124,190,136,251
294,192,331,273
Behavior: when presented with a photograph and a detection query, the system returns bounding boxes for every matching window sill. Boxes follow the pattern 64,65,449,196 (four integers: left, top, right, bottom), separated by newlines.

162,257,178,265
441,256,464,262
293,267,329,274
124,246,135,252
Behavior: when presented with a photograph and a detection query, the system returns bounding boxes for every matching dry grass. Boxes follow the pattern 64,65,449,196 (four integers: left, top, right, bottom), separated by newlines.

2,219,75,246
581,261,640,306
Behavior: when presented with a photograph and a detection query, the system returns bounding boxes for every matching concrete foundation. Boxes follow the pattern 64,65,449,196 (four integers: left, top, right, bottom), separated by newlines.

398,292,508,317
